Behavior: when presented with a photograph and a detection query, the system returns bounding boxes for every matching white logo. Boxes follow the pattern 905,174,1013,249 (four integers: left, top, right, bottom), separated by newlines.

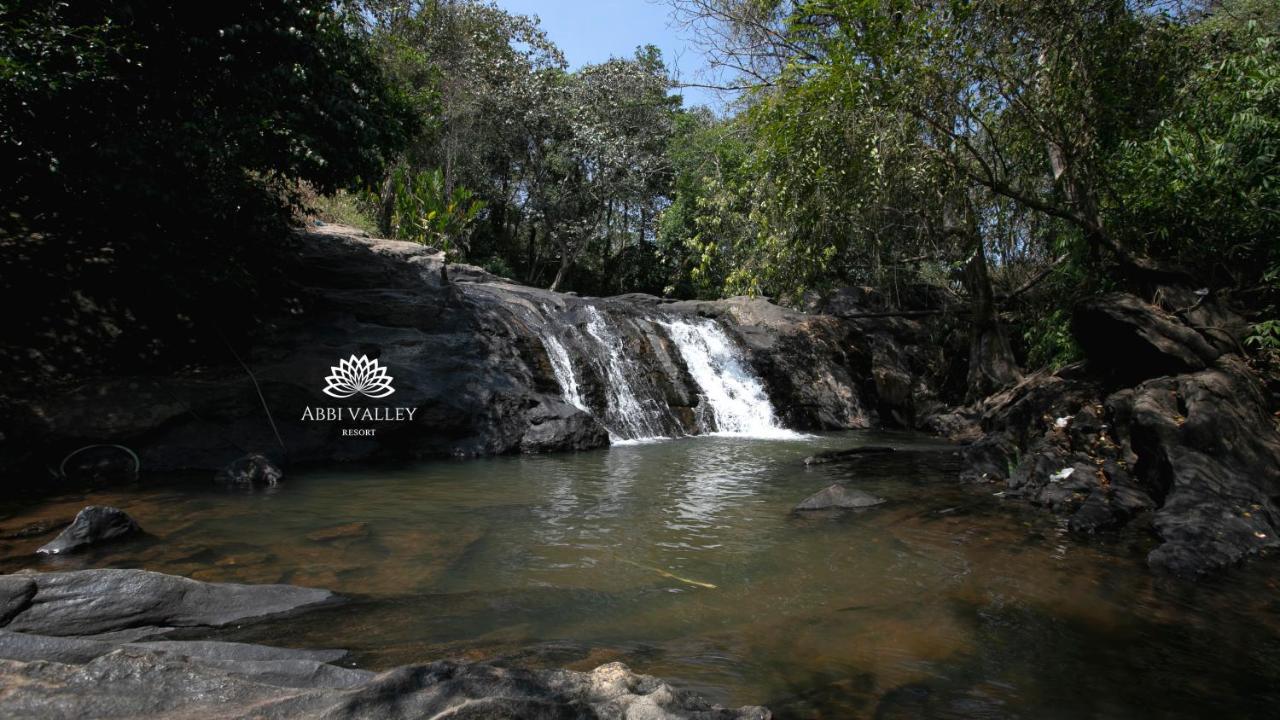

323,354,395,398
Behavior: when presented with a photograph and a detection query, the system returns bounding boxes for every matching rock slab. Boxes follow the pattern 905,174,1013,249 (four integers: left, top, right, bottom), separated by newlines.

1,569,335,636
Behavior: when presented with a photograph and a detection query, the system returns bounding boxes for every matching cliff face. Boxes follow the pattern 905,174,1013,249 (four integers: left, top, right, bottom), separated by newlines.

5,226,914,476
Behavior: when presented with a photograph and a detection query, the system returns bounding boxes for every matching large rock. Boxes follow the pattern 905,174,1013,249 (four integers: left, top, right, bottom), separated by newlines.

1073,292,1222,381
0,569,335,636
1108,355,1280,575
36,506,141,555
0,650,770,719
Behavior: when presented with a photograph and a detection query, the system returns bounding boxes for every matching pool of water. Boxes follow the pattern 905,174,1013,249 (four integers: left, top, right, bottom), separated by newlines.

3,431,1280,718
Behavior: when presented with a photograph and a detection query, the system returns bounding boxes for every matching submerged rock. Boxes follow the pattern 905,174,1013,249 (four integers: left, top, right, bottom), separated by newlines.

36,506,141,555
305,522,369,543
794,484,886,511
803,446,896,465
215,453,283,487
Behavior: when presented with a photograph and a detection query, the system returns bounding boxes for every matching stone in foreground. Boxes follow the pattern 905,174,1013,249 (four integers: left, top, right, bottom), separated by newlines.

0,650,770,719
1,569,335,637
793,484,886,511
36,506,141,555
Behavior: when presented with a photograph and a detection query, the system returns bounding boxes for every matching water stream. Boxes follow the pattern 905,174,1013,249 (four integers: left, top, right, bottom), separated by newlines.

4,432,1279,718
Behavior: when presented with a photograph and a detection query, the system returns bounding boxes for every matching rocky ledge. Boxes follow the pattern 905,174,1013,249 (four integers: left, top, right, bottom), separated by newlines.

3,225,917,480
0,568,769,719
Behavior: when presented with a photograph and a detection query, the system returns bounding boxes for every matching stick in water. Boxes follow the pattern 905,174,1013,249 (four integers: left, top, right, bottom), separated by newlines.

617,557,717,589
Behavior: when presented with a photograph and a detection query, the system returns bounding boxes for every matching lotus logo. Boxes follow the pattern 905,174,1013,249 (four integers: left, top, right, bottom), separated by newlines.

323,354,395,398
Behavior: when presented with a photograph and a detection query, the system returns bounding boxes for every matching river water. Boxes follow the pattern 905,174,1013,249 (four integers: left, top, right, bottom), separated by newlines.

3,431,1279,718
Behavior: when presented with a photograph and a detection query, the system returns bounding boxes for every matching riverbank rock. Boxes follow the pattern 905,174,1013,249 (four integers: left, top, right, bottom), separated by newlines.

794,484,886,511
0,651,770,719
0,567,770,718
0,569,335,636
944,290,1280,577
36,506,141,555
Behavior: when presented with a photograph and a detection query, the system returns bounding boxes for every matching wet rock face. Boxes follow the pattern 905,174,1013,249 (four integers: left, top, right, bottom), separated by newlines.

36,506,141,555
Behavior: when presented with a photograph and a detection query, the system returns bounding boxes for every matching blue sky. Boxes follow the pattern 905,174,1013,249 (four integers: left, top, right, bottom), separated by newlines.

495,0,720,110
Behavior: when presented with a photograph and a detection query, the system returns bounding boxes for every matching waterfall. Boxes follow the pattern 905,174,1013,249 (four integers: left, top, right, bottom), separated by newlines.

660,318,802,439
582,307,670,442
542,332,587,411
524,300,801,444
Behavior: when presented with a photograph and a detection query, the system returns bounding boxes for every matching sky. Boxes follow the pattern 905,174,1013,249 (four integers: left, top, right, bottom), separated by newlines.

494,0,722,110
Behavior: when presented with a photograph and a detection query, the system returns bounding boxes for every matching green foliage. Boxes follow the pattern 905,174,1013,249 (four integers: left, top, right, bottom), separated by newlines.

386,167,485,260
1111,14,1280,284
303,188,380,235
1247,319,1280,352
1023,310,1082,370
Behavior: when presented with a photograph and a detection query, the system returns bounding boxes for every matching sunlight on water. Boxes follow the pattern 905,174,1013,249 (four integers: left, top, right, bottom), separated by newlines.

3,431,1280,719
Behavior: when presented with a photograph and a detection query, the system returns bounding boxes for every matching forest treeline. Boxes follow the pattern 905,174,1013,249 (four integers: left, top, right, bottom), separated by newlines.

1,0,1277,390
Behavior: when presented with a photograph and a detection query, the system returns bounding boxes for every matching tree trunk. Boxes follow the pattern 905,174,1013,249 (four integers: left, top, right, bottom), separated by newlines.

549,251,572,293
378,171,396,238
964,236,1022,402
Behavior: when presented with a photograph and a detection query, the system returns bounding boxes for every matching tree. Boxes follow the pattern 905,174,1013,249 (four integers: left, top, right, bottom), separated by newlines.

0,0,414,385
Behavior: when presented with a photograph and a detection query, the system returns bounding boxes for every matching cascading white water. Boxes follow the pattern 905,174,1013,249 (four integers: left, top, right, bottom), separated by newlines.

660,318,802,439
582,307,669,442
542,333,587,411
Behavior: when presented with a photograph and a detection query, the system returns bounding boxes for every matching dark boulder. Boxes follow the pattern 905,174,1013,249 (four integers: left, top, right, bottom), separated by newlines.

1073,292,1221,382
36,506,141,555
1,569,335,636
215,453,283,487
794,484,886,511
519,399,609,453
